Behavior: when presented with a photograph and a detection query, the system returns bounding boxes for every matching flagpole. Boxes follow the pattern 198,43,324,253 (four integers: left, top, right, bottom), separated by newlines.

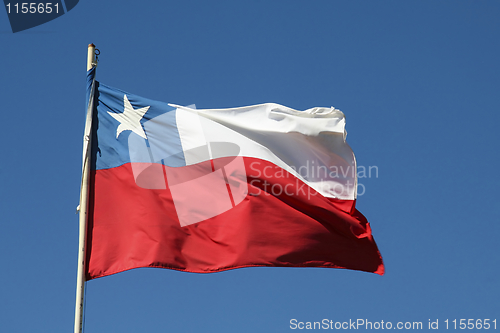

74,43,96,333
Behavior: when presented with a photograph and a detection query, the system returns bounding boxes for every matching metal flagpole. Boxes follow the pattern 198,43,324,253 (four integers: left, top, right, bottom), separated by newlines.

74,43,97,333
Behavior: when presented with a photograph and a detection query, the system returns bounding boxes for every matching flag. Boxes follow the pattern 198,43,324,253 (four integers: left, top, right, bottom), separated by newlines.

84,68,384,280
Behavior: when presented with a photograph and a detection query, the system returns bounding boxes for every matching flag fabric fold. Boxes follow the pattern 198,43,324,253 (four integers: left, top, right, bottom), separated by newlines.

85,69,384,280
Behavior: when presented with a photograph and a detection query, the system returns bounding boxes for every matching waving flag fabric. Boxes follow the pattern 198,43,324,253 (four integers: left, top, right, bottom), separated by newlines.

85,68,384,280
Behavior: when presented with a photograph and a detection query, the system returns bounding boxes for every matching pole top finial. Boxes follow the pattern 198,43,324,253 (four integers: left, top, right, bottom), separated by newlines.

87,44,97,71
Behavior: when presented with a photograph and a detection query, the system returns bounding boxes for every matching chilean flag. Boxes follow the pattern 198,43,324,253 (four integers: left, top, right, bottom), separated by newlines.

85,68,384,280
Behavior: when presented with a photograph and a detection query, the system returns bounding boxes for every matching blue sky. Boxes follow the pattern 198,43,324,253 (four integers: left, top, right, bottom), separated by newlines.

1,1,499,332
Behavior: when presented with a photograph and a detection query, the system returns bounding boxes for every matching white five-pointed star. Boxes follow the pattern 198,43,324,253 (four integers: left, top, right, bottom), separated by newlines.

108,95,150,139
